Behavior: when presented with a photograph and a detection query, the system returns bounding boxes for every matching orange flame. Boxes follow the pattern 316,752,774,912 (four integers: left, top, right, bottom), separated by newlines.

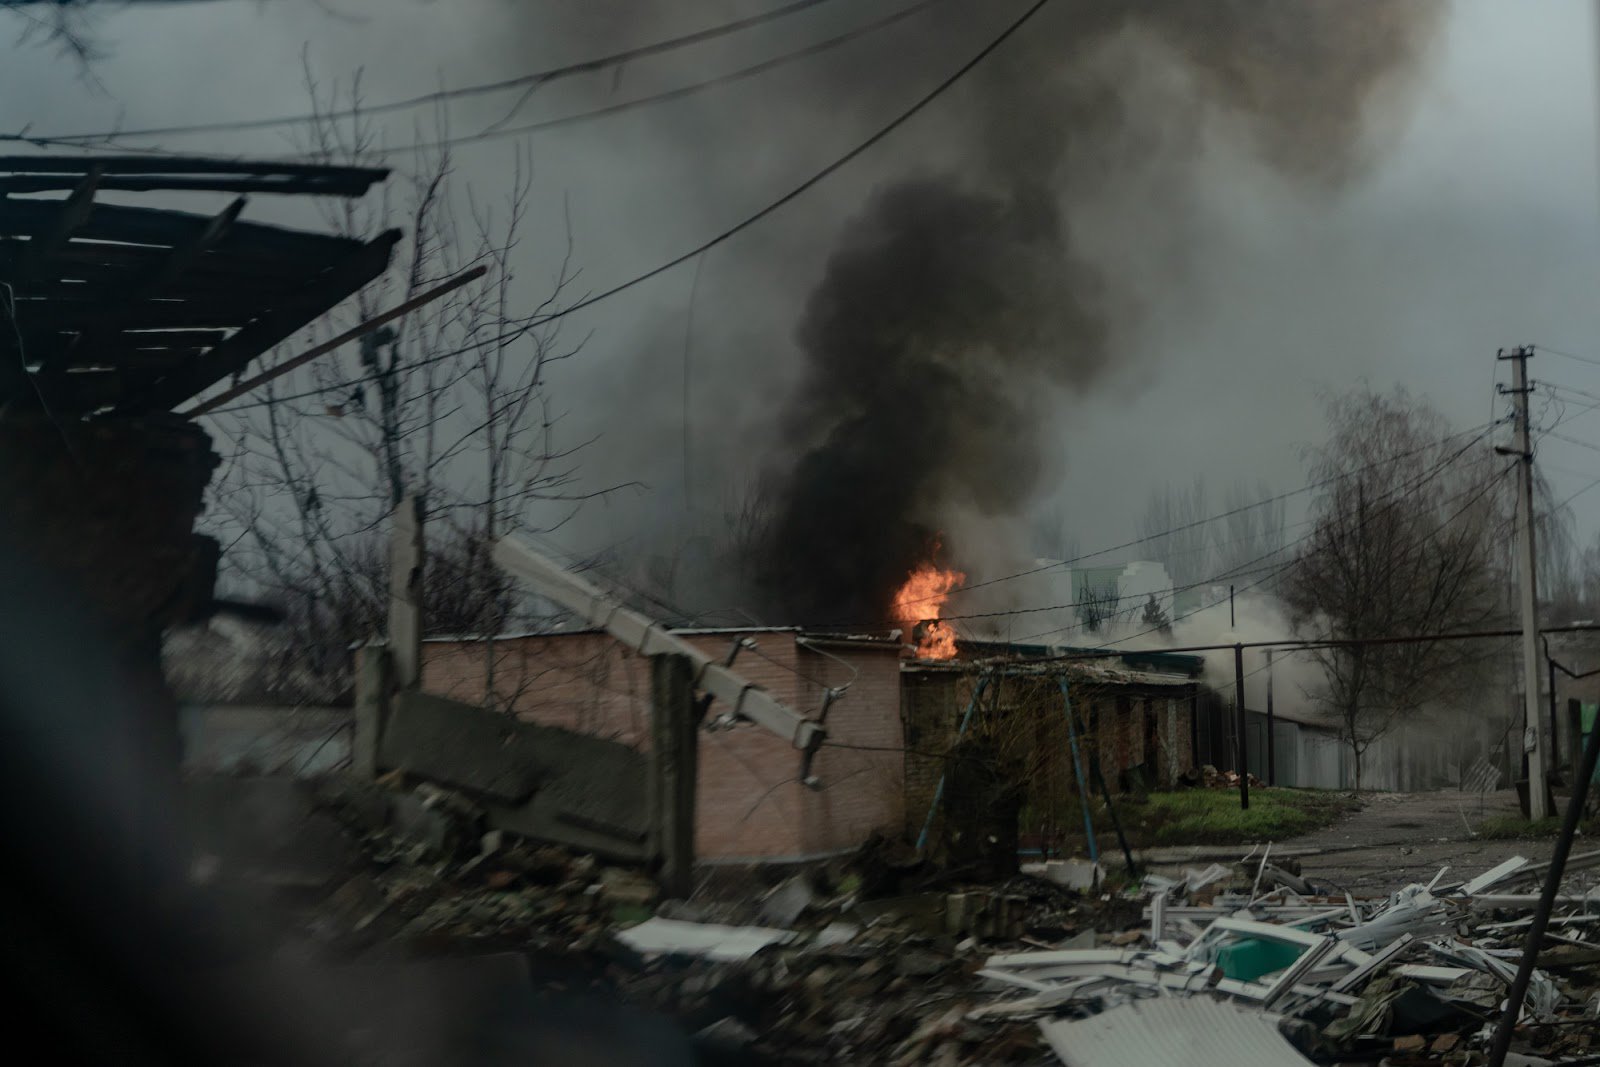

893,561,967,661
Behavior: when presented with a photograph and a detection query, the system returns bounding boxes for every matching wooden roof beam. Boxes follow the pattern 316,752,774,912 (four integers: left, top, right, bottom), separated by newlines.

14,163,102,281
0,197,358,260
0,155,389,184
0,174,381,198
124,227,401,414
53,196,245,365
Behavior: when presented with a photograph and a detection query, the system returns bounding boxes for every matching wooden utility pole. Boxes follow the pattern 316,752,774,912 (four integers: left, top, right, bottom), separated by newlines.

1498,346,1550,818
1235,642,1249,810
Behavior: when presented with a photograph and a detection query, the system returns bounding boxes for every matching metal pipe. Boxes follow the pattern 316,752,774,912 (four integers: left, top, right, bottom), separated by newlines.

915,674,990,853
1487,699,1600,1067
1061,677,1137,875
1057,678,1098,865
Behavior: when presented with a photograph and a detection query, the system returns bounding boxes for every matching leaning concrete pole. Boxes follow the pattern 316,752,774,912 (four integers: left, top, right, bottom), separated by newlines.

492,535,826,754
494,535,830,897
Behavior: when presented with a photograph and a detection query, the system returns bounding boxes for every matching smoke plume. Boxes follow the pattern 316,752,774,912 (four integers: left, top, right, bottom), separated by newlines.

751,1,1444,627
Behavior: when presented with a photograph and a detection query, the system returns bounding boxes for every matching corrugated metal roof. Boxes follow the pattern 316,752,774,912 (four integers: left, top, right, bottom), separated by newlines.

1038,997,1313,1067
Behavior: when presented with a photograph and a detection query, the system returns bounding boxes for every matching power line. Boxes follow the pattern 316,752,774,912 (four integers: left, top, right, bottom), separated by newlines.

897,418,1507,612
505,0,1054,329
1535,343,1600,369
271,0,948,161
808,420,1500,630
1541,380,1600,408
12,0,858,144
1545,429,1600,457
7,0,940,163
825,561,1288,632
1016,430,1510,650
1553,473,1600,512
192,0,1053,417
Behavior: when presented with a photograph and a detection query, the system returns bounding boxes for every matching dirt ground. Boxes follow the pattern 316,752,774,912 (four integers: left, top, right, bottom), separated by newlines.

1287,789,1566,893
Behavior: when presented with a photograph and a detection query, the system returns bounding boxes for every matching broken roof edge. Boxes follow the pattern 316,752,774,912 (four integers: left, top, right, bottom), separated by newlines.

420,626,900,645
951,637,1206,677
0,154,390,197
900,660,1198,688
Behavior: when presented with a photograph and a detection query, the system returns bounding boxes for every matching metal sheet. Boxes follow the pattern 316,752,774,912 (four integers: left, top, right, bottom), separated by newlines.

615,918,793,961
1039,997,1314,1067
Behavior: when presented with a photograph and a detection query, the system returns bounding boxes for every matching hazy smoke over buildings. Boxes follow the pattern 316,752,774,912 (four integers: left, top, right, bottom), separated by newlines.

754,1,1443,627
503,2,1446,627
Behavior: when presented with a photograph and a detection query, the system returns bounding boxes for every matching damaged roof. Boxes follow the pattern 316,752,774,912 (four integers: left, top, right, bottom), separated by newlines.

0,155,396,417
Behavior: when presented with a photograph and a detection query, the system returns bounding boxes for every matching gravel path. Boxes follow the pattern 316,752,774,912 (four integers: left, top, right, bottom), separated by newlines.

1289,789,1563,893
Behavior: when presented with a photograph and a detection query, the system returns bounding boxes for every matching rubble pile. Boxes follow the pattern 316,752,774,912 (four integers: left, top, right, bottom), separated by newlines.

985,850,1600,1066
301,778,1600,1065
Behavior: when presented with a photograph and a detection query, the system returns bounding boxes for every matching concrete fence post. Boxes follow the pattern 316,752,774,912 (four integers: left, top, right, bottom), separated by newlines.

651,653,697,899
352,644,392,780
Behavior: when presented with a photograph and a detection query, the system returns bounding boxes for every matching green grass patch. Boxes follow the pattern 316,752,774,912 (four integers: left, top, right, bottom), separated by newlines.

1124,788,1361,846
1475,815,1563,840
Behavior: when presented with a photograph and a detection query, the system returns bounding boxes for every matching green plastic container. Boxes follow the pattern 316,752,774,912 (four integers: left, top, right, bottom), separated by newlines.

1215,938,1304,982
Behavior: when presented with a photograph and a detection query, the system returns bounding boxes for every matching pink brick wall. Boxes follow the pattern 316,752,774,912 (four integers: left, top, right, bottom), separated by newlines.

423,631,904,861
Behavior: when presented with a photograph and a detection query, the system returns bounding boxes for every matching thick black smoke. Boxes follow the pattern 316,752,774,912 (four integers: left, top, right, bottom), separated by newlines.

752,1,1444,627
758,178,1103,625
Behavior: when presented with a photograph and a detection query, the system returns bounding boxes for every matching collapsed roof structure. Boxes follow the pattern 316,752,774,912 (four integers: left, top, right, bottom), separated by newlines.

0,155,395,417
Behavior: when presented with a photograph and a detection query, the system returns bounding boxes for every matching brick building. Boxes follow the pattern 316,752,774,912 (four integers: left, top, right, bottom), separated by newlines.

902,652,1203,855
423,628,904,862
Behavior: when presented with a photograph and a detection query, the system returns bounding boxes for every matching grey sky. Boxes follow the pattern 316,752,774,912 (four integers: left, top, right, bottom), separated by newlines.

5,0,1600,586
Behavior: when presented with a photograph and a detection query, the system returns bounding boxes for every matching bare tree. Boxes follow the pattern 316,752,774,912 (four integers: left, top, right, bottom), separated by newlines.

1140,478,1210,587
1078,580,1122,635
1033,501,1081,564
1215,480,1288,587
209,71,595,702
1281,388,1505,787
1534,471,1584,622
3,0,102,64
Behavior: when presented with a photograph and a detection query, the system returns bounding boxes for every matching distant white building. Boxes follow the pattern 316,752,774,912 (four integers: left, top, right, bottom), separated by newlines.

1024,559,1176,643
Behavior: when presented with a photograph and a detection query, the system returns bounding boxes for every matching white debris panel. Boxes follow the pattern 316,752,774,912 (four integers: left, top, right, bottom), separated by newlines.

615,917,793,961
1039,997,1316,1067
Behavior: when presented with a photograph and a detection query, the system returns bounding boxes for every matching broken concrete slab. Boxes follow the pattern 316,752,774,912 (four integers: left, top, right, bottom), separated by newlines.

378,689,653,861
379,690,539,802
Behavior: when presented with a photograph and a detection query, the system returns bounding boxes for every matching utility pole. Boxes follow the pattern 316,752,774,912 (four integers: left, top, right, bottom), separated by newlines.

1498,345,1550,819
1265,648,1276,786
1235,642,1249,810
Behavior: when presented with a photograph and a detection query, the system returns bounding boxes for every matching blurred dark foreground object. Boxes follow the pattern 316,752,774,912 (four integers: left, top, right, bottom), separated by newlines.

0,511,697,1065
